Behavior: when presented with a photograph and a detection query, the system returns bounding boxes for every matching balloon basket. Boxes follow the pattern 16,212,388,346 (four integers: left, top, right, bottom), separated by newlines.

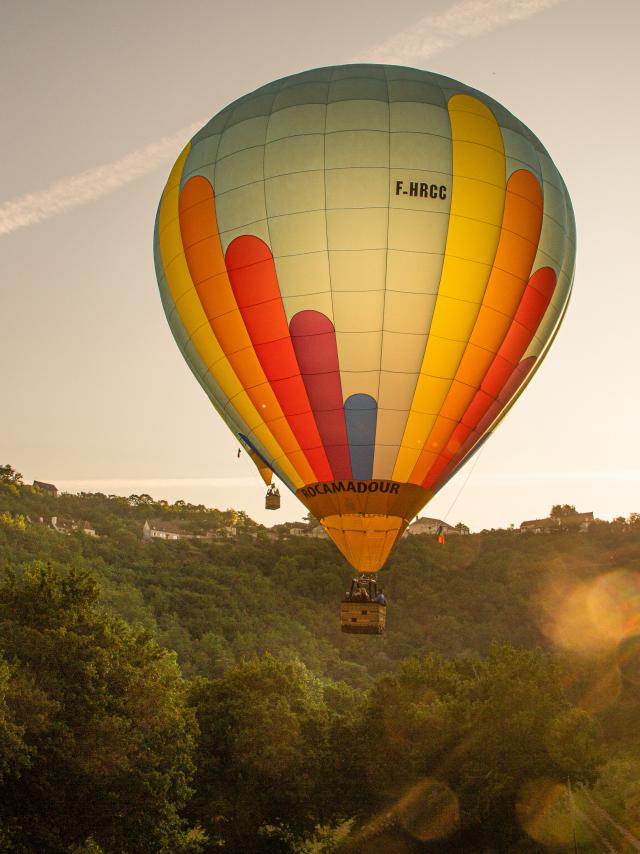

341,575,386,634
265,494,280,510
340,601,386,634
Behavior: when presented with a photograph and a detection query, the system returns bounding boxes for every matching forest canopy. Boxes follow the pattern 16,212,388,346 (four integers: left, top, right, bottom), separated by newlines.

1,468,640,851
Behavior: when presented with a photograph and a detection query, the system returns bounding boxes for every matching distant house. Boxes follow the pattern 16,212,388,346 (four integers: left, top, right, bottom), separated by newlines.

307,525,329,539
520,512,594,534
519,518,557,534
143,520,189,541
79,520,98,537
49,516,96,536
49,516,68,534
288,523,308,537
33,480,58,497
142,519,237,541
405,517,463,537
559,511,594,532
287,523,328,539
202,525,237,541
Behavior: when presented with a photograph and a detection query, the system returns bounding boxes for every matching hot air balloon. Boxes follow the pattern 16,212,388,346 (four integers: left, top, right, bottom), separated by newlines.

154,65,575,609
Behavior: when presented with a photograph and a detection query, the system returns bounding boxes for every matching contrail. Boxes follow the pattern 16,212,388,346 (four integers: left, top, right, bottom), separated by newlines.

355,0,567,64
0,0,566,237
0,120,203,237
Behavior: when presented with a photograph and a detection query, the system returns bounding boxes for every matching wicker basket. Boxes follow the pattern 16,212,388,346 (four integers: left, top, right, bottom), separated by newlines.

340,601,386,634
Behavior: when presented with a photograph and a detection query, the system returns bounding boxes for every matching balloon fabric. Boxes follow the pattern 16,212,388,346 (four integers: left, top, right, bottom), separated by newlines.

154,64,575,573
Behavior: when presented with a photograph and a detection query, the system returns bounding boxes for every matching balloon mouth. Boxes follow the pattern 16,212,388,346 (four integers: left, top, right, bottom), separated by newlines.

296,480,431,573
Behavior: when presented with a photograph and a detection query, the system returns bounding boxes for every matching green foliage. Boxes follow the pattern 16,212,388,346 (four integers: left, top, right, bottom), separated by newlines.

592,748,640,840
0,563,200,853
550,503,577,517
189,654,352,851
0,474,639,850
0,512,26,529
0,464,23,485
0,656,30,783
3,475,640,685
345,645,599,847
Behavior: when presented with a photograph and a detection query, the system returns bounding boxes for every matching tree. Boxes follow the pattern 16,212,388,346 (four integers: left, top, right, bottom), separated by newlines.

358,645,600,849
550,504,577,518
0,564,201,853
189,654,332,852
0,465,22,485
0,656,29,785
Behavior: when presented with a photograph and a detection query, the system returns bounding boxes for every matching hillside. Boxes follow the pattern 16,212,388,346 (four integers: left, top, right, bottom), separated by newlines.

1,470,637,683
1,466,640,852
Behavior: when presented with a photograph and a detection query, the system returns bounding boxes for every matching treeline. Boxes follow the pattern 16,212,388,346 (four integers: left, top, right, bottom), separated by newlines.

0,465,255,541
1,468,640,850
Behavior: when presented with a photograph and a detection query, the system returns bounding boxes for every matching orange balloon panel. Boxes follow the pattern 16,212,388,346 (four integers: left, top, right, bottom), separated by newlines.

154,65,575,572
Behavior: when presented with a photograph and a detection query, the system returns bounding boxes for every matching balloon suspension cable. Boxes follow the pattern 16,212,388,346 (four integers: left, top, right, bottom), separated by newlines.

237,442,274,489
441,444,485,527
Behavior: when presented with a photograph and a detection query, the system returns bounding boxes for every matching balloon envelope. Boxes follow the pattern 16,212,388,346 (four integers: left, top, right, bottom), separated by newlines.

154,64,575,573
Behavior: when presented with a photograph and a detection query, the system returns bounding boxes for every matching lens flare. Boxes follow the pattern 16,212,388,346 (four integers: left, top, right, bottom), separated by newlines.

588,571,640,643
516,779,575,847
347,778,460,850
576,664,622,715
396,778,459,842
537,570,640,655
617,634,640,686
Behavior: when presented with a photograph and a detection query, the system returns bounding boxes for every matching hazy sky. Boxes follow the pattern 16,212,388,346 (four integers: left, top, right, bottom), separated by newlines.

2,0,639,530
